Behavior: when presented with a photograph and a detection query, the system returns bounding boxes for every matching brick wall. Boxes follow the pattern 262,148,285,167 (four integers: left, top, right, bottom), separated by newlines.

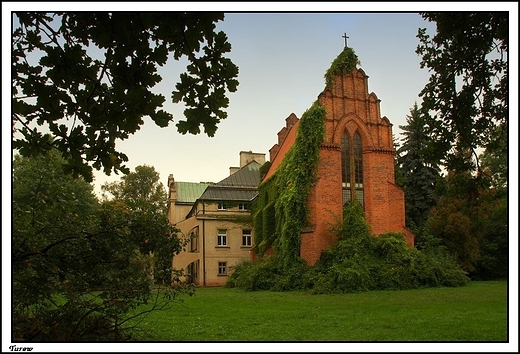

264,68,414,266
302,69,413,265
301,145,342,265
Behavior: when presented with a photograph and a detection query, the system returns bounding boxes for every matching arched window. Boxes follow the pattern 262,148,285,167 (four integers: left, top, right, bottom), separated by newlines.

341,131,364,206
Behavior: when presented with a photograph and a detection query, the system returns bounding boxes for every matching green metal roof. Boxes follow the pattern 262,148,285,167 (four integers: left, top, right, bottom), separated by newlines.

199,161,261,201
175,182,212,204
215,160,261,188
199,187,258,202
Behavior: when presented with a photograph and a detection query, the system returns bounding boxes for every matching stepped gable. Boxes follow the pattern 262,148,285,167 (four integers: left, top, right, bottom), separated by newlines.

264,113,300,182
255,47,414,266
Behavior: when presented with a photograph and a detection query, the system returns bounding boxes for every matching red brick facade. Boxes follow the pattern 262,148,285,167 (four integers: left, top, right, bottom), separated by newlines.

266,68,414,266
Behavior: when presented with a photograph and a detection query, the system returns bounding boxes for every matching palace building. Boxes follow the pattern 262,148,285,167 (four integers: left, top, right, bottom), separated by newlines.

168,151,265,286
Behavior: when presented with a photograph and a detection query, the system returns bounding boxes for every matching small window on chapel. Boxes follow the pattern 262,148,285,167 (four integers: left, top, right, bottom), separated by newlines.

341,131,364,207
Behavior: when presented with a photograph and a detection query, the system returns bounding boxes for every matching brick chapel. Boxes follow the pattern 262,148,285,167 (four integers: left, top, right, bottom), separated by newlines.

261,48,414,266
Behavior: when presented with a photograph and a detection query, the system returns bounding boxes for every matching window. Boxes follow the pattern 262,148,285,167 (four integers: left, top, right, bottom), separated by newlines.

238,203,248,211
217,202,228,210
217,229,227,247
189,226,199,252
242,229,252,247
218,262,227,275
186,261,199,284
341,131,364,206
341,133,351,189
353,132,363,189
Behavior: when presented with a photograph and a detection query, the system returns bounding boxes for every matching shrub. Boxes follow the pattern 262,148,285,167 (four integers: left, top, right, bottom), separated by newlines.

227,258,308,292
303,230,469,294
227,259,277,291
231,203,469,294
375,232,469,289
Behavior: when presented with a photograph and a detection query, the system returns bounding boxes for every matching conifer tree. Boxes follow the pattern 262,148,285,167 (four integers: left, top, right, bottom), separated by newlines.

396,103,442,238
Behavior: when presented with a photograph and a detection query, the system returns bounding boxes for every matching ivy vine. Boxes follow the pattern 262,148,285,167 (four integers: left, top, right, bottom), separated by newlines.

252,48,358,268
229,48,470,293
324,47,360,88
252,101,326,267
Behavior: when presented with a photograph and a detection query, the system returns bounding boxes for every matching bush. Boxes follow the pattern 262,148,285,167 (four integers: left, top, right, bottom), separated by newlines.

230,203,469,294
419,249,470,287
227,258,308,292
305,231,469,293
227,259,277,291
472,197,508,280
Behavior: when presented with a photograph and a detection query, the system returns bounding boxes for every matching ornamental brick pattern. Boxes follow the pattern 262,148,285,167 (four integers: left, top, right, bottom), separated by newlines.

266,68,414,266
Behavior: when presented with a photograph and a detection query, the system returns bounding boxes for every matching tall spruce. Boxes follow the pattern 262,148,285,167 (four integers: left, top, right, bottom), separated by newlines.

397,103,442,238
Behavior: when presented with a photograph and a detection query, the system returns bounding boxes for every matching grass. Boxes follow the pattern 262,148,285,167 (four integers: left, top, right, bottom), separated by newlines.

128,281,508,342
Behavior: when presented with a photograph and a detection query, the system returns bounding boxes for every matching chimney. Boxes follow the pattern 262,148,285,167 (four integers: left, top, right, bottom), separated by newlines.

239,151,266,167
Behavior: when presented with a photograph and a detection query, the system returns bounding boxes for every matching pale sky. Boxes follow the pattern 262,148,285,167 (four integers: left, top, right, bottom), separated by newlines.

90,10,438,195
86,7,517,198
4,3,517,198
129,11,438,192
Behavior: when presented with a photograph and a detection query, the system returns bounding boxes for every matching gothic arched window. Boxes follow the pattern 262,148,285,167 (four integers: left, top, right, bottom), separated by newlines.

341,131,364,206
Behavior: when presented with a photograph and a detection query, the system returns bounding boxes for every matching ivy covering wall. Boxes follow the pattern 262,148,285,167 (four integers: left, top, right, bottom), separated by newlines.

252,47,360,268
324,47,360,88
252,101,326,267
229,47,469,293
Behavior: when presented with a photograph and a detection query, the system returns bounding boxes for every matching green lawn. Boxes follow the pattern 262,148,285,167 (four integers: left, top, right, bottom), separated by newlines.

130,281,508,342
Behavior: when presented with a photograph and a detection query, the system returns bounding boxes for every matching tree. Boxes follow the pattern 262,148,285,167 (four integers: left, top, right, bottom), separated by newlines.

416,12,508,173
101,164,166,211
473,196,508,279
101,165,179,281
416,13,508,277
480,122,508,191
426,194,479,272
12,12,239,181
424,168,507,277
12,152,191,341
396,103,442,238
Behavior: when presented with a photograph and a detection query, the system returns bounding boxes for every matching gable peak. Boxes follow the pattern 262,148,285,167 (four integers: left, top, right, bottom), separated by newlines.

324,47,361,88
